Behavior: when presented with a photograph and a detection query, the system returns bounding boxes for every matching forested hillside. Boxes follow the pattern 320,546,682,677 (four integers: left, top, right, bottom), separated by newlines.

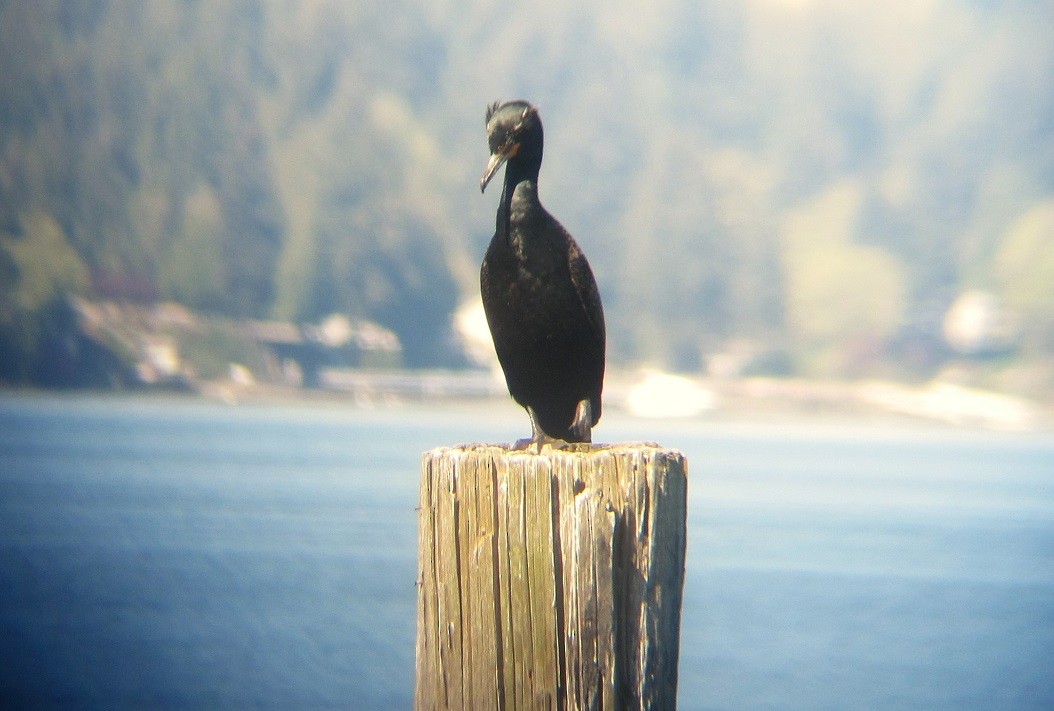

2,0,1052,386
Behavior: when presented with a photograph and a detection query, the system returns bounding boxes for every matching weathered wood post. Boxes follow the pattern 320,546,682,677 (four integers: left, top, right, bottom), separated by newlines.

415,443,688,710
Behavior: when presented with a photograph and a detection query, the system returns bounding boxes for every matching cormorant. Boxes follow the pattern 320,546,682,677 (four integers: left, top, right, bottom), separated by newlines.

479,100,606,446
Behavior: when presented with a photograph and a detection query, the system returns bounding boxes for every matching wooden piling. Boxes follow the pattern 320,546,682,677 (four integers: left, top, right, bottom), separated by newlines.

415,444,688,710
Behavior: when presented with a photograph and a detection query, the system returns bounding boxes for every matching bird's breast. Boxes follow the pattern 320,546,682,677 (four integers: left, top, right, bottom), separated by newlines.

483,179,585,329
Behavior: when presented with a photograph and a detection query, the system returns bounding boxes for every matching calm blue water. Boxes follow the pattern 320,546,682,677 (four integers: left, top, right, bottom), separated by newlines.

1,394,1052,709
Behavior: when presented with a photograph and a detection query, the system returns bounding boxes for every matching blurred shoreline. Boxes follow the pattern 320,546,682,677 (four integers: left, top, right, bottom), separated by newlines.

6,296,1049,435
7,368,1048,435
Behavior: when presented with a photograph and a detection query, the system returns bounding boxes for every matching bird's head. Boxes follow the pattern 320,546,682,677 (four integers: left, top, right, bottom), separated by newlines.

481,100,542,193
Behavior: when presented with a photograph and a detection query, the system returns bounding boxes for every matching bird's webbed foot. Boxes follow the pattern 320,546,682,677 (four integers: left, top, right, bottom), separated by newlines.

511,405,591,453
512,432,567,453
510,407,569,452
513,407,565,452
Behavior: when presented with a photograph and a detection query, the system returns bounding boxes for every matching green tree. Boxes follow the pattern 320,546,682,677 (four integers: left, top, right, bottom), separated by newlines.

996,200,1054,353
157,186,227,311
0,209,90,382
782,183,908,374
3,210,89,311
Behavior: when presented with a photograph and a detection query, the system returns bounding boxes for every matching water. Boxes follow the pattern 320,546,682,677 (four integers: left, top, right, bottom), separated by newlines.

1,394,1052,709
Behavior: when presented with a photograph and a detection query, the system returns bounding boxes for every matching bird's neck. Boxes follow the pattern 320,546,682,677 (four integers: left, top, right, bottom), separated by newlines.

497,157,541,236
504,152,540,192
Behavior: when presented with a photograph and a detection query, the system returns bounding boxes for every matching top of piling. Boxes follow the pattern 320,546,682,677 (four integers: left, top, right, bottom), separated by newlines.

426,441,684,459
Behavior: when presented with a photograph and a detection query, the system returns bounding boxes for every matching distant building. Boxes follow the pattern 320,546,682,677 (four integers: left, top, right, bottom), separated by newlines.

943,291,1018,356
250,314,402,388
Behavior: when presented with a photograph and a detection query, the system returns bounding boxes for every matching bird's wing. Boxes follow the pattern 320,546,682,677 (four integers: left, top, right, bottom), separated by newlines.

565,234,606,347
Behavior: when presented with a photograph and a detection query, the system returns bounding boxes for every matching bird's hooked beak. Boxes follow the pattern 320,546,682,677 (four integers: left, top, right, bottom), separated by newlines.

480,142,520,193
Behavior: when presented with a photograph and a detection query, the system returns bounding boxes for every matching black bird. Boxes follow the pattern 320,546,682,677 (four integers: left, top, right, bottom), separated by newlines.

479,100,605,446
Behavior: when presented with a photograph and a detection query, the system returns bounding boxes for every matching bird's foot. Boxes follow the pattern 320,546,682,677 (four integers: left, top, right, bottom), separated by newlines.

511,432,569,453
510,405,593,453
